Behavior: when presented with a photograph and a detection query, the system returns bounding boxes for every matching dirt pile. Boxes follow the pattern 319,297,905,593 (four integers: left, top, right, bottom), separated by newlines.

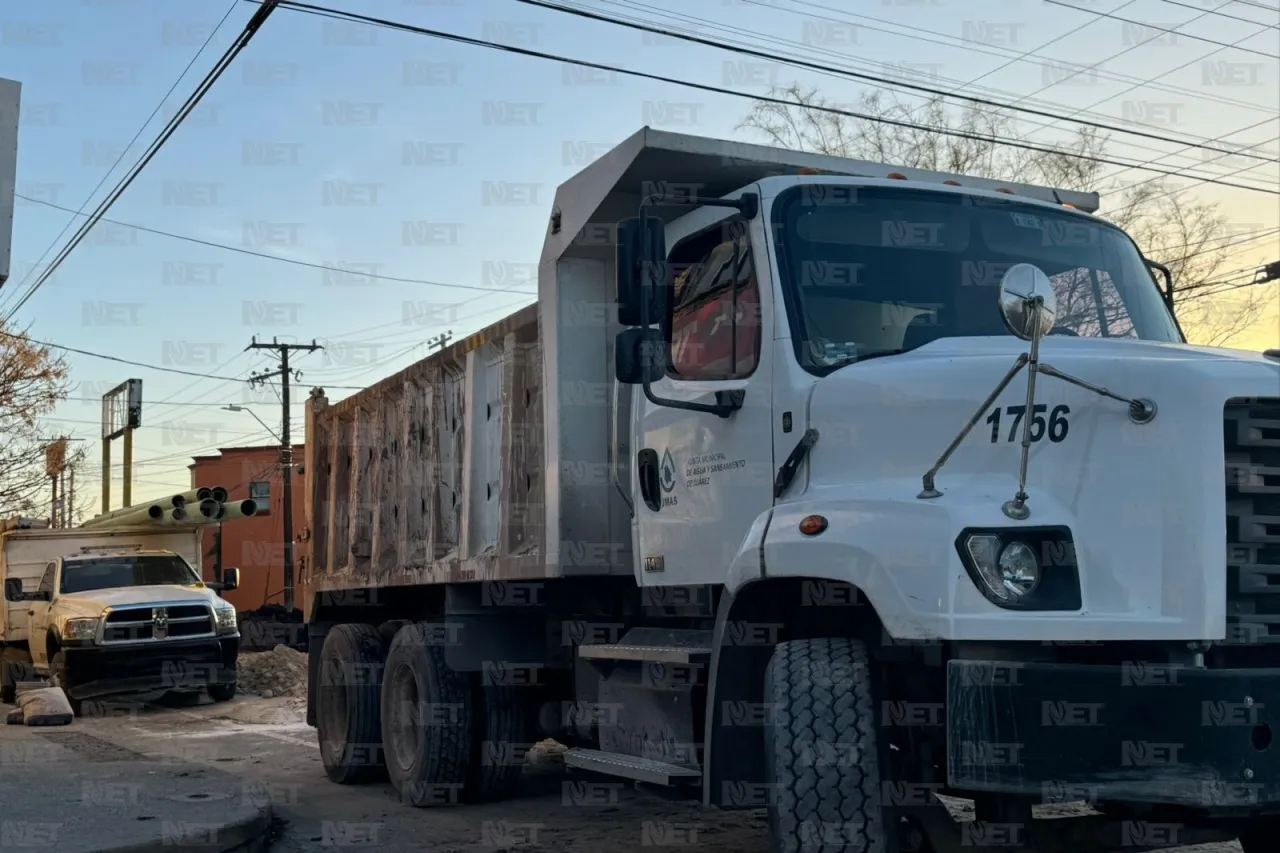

237,645,308,699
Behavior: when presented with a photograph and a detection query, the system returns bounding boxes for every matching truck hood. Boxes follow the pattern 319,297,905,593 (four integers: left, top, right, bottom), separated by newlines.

57,584,216,617
805,334,1280,494
798,335,1280,639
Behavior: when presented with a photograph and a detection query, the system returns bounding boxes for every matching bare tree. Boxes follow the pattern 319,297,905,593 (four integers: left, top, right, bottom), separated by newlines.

0,322,72,518
739,85,1265,345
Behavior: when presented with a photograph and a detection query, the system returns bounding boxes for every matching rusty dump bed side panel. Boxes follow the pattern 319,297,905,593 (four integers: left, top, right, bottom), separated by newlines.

303,304,548,606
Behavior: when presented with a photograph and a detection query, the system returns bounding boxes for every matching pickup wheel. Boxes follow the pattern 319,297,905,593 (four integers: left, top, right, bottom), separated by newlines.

765,637,890,853
1240,818,1280,853
208,681,237,702
49,650,83,717
463,683,527,802
381,623,472,807
317,623,388,785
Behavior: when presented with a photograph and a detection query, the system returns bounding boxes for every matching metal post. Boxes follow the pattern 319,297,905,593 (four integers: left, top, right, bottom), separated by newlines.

68,467,75,528
101,440,110,513
215,522,223,584
122,427,133,507
50,475,58,528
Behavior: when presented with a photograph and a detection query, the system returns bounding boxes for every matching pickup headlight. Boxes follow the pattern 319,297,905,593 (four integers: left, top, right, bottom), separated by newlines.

62,617,101,643
956,527,1081,611
214,602,237,633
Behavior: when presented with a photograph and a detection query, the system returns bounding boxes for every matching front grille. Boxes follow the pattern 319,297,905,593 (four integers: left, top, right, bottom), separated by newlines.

99,604,215,645
1224,398,1280,646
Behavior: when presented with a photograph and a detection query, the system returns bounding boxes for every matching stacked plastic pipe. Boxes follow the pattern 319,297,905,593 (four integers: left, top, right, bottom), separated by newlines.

79,487,258,530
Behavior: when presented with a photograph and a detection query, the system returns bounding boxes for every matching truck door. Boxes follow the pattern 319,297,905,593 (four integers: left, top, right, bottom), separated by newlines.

632,225,774,587
28,561,56,668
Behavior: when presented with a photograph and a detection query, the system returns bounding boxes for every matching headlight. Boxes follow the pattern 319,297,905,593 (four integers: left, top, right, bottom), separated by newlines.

63,617,100,643
214,604,237,633
957,527,1080,611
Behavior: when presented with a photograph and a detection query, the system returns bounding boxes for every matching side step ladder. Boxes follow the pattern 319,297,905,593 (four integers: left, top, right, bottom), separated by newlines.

569,627,711,788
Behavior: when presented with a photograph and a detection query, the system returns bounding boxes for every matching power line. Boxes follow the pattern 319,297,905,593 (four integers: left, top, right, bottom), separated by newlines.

1013,11,1280,164
767,0,1273,115
598,0,1279,190
1,1,281,322
0,330,368,389
1044,0,1279,58
12,193,534,295
1230,0,1280,12
502,0,1279,166
0,0,242,317
1159,0,1280,28
265,1,1280,195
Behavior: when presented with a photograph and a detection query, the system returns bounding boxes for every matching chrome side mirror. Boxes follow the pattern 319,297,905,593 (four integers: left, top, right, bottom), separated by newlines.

998,263,1057,341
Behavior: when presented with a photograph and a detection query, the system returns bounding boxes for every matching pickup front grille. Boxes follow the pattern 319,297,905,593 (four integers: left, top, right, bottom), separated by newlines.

1224,398,1280,646
100,604,215,645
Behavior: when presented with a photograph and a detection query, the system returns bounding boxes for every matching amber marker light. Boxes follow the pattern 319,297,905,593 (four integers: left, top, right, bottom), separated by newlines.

799,515,828,536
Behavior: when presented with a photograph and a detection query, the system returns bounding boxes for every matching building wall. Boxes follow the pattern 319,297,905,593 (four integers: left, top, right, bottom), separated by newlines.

189,446,306,613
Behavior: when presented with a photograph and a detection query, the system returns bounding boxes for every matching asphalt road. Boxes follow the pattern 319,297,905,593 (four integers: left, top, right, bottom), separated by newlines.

65,695,1245,853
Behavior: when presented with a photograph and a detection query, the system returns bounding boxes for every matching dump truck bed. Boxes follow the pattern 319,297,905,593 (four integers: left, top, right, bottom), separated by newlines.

303,304,569,608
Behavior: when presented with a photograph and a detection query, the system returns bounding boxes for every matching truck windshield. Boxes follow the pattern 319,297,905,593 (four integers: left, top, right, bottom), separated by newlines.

770,185,1182,374
60,555,200,594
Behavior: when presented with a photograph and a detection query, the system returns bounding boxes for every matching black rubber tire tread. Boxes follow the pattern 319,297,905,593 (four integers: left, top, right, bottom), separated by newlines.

765,637,887,853
1240,819,1280,853
463,682,527,802
166,691,204,707
381,622,473,807
49,651,83,717
317,623,388,785
208,681,237,702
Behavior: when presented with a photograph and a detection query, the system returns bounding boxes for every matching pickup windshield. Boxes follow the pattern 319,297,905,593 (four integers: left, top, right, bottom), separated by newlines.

60,555,200,594
771,184,1182,374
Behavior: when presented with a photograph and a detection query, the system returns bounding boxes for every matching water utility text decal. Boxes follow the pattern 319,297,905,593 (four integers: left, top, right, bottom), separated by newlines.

685,452,747,489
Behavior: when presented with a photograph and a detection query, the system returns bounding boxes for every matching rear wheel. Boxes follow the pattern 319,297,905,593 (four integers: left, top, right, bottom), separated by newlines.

316,624,387,784
49,650,83,717
765,637,891,853
381,623,472,807
1,651,35,705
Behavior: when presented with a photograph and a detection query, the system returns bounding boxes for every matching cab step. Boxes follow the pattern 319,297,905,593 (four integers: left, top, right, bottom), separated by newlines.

576,627,712,664
564,748,702,786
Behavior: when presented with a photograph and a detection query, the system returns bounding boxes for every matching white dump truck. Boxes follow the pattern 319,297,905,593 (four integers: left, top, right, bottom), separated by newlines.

301,127,1280,852
1,519,242,712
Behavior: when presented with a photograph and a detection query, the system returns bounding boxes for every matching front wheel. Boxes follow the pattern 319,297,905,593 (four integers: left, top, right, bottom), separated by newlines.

208,681,237,702
765,637,891,853
49,650,83,717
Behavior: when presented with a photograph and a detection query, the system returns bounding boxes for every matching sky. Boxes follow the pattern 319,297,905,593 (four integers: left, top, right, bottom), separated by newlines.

0,0,1277,514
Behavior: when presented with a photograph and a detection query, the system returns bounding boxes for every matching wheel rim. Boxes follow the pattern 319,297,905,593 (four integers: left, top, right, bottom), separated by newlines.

386,660,420,773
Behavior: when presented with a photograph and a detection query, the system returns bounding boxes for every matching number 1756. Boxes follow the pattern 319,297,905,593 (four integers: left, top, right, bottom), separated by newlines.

986,404,1070,444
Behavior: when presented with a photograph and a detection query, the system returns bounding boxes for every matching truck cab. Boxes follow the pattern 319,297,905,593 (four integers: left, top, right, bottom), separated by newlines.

3,536,242,711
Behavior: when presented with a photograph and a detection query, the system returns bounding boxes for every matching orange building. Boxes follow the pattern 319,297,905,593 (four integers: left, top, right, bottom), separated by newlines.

188,445,307,615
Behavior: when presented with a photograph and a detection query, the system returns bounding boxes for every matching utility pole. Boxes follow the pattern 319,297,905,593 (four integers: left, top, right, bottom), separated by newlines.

428,330,454,351
247,337,322,612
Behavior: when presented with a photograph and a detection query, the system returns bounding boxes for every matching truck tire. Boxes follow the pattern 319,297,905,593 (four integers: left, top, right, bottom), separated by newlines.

317,623,388,785
463,683,527,802
208,681,237,702
1240,818,1280,852
49,650,83,717
381,623,472,807
765,637,889,853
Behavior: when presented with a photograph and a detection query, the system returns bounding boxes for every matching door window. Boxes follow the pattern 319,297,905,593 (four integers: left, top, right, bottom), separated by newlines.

667,229,761,381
